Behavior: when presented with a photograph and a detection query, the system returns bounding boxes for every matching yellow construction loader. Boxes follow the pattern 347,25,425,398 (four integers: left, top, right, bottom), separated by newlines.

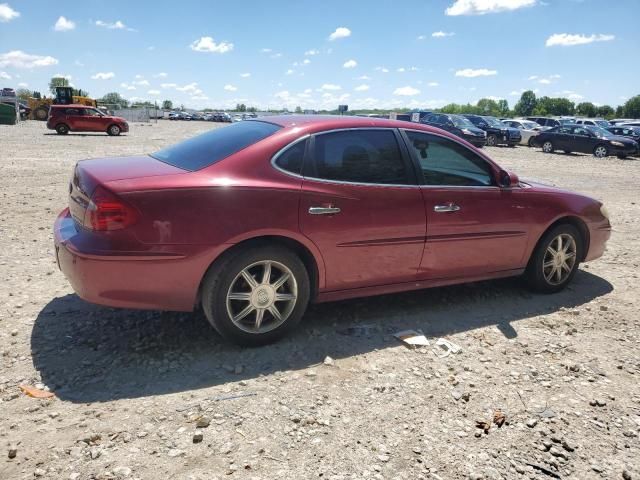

28,86,98,121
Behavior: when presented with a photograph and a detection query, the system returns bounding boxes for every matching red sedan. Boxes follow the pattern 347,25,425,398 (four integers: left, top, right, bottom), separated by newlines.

54,116,611,345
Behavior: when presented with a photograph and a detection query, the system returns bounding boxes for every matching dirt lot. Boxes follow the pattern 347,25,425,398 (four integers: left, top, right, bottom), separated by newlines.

0,120,638,480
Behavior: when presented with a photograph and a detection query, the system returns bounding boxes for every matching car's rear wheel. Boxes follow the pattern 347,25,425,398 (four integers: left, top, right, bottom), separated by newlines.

486,134,497,146
202,246,310,346
525,224,582,293
542,141,554,153
593,145,608,158
55,123,69,135
107,124,121,136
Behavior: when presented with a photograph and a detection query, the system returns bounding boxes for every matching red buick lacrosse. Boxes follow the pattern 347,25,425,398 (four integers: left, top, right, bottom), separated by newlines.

54,116,611,345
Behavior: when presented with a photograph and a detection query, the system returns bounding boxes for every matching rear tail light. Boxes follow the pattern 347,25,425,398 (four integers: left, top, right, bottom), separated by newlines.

83,186,138,231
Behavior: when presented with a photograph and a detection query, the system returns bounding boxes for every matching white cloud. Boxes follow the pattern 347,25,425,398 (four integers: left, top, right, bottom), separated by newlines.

305,49,320,56
161,83,177,89
95,20,133,31
357,75,371,80
134,74,143,79
176,82,199,93
354,84,370,92
343,59,357,68
432,31,455,37
302,58,311,65
393,86,421,96
455,68,497,77
17,82,27,87
428,82,439,87
321,84,342,91
133,79,149,86
53,73,72,80
190,36,234,53
271,52,283,59
0,3,19,22
446,0,536,16
328,27,351,41
545,33,614,47
417,35,427,40
529,73,560,84
147,90,160,95
154,72,168,78
240,72,251,78
559,90,584,101
0,71,10,79
54,16,75,31
224,84,237,91
91,72,115,80
120,83,136,91
0,50,58,68
375,66,389,73
397,67,406,72
191,95,209,101
261,48,272,53
285,69,294,75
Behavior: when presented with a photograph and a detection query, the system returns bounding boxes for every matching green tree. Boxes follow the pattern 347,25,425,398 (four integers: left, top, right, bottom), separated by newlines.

615,105,624,117
48,76,70,95
514,90,537,117
162,100,173,110
497,99,510,117
72,88,89,97
235,103,247,112
596,105,614,119
623,95,640,118
294,106,303,113
536,96,574,116
16,88,33,100
99,92,129,108
576,102,597,117
476,98,500,116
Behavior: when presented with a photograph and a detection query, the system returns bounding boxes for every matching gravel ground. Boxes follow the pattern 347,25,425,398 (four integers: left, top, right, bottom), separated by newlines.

0,120,638,480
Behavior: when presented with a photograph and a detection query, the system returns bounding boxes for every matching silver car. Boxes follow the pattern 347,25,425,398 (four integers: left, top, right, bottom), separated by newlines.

502,119,547,147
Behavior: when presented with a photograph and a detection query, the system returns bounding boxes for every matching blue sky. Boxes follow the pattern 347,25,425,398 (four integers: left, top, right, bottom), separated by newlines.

1,0,637,110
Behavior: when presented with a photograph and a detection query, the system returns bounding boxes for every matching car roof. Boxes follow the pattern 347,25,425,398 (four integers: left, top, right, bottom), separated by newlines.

51,104,94,108
257,114,428,130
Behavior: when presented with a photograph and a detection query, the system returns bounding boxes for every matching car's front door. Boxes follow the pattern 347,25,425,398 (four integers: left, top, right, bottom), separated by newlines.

80,108,107,132
402,130,530,279
571,126,596,153
299,128,426,291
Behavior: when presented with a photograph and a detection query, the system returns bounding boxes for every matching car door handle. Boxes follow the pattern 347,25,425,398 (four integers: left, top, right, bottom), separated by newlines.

434,203,460,213
309,206,341,215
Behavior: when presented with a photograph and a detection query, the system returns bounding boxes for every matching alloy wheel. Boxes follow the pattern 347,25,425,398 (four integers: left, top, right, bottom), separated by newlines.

225,260,298,334
542,234,577,286
542,141,553,153
594,146,608,158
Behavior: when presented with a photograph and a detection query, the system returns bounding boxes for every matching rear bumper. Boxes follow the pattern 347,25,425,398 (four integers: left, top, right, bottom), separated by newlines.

54,208,212,312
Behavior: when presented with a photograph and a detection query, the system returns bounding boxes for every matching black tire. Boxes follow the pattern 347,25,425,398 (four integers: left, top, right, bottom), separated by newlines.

55,123,69,135
527,137,536,147
542,140,554,153
593,144,609,158
34,106,49,121
107,124,121,136
564,150,572,154
525,224,582,294
202,246,310,346
616,154,627,159
486,134,497,147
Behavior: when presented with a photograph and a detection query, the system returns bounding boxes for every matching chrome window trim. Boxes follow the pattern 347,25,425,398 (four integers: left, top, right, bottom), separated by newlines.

270,128,420,188
401,128,503,190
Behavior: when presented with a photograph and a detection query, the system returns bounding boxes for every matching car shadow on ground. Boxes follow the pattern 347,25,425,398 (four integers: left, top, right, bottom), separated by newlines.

31,270,612,403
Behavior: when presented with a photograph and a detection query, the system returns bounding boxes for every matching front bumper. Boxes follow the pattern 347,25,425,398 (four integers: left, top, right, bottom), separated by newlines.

54,208,207,312
461,133,486,147
585,220,611,262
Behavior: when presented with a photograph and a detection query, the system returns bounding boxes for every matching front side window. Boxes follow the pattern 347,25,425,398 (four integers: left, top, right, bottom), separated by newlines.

404,130,494,187
151,120,281,171
307,129,409,185
65,108,81,115
274,138,307,175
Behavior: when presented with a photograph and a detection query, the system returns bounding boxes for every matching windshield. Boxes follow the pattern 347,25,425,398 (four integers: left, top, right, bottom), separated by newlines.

585,125,613,138
521,121,539,129
594,120,610,128
151,120,281,171
558,118,575,125
483,116,503,127
451,116,475,128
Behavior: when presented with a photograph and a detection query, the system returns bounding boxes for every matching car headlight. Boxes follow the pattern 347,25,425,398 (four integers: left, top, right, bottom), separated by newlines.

600,204,610,220
610,140,624,147
483,131,487,137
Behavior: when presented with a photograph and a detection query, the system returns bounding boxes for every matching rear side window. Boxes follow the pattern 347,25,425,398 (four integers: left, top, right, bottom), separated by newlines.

306,129,409,185
151,121,281,171
274,138,307,175
65,108,81,115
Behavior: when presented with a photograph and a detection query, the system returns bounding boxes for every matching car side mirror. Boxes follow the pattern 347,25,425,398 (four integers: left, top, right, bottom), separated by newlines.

499,170,519,188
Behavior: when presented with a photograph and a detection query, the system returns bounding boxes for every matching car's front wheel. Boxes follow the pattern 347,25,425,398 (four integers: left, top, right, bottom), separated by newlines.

486,134,497,147
202,246,310,346
107,124,121,136
542,141,554,153
528,137,536,147
525,224,582,293
593,144,609,158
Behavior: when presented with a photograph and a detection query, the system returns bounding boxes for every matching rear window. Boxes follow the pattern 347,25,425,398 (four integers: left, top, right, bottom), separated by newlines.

151,120,281,171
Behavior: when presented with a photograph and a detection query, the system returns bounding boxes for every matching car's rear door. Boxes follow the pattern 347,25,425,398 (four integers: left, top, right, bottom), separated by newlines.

401,129,530,279
63,107,83,130
299,128,426,291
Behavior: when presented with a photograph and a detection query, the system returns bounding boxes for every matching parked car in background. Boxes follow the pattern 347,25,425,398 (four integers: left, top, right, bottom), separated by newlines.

54,115,611,346
462,114,521,147
1,87,16,97
606,125,640,144
532,124,638,158
46,105,129,136
526,117,575,128
575,118,610,128
422,113,486,147
620,121,640,127
610,118,638,125
219,112,233,123
408,110,433,123
389,112,411,121
502,119,546,147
